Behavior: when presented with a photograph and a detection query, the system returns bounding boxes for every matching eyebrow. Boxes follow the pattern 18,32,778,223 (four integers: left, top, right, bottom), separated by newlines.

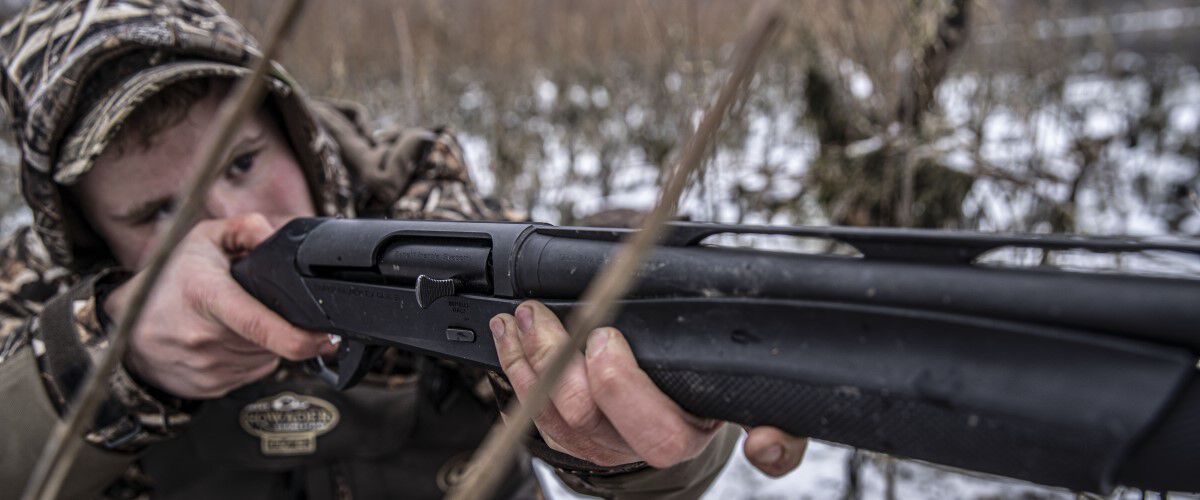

236,129,267,150
220,128,267,163
110,129,269,222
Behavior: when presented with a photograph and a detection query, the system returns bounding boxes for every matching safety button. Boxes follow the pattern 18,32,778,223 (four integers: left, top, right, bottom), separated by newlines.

446,328,475,343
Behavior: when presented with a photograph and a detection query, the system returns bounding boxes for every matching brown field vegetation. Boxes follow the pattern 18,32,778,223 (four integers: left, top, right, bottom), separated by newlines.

0,0,1197,496
212,0,1200,237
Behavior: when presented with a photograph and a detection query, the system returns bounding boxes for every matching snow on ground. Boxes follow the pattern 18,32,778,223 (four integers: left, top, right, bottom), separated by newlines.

464,69,1200,239
538,435,1200,499
460,70,1200,498
537,434,1198,500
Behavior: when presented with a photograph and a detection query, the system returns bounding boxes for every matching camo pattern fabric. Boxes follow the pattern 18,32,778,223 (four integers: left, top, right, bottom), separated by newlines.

0,3,731,498
0,0,355,270
307,98,521,222
0,104,502,429
0,117,505,500
0,0,507,492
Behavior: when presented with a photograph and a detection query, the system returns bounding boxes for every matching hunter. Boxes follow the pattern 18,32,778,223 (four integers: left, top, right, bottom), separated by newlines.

0,1,805,498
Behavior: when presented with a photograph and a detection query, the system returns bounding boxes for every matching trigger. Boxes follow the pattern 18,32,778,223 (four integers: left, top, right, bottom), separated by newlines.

308,340,381,391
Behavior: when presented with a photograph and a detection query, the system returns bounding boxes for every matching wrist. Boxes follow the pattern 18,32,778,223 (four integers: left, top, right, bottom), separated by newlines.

94,271,175,400
95,273,198,450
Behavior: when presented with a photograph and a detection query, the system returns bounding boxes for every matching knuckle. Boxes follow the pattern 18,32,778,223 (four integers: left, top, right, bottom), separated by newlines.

588,363,623,399
185,354,221,372
242,212,269,227
238,315,267,343
558,386,598,430
179,329,211,349
527,342,557,368
228,215,252,236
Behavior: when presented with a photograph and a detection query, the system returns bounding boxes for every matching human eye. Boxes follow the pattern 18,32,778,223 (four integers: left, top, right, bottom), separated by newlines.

226,151,259,179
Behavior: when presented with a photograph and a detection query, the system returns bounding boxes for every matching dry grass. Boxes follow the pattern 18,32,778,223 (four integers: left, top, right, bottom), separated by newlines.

213,0,1200,232
1,0,1196,232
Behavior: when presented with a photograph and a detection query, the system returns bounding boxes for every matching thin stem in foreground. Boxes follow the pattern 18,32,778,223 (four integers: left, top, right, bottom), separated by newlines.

20,2,306,499
447,4,783,499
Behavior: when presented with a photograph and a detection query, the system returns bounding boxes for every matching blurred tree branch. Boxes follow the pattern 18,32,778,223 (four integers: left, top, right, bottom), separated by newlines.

806,0,974,229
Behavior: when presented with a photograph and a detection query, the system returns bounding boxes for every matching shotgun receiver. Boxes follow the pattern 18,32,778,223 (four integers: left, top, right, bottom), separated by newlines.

232,217,1200,493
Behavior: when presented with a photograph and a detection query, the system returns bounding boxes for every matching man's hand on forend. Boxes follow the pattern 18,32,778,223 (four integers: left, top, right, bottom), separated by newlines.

490,300,807,474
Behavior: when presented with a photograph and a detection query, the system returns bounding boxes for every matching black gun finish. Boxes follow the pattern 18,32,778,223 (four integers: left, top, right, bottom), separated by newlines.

232,217,1200,493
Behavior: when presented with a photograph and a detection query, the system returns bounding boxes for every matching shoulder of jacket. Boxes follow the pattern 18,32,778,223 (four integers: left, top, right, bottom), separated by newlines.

0,225,75,302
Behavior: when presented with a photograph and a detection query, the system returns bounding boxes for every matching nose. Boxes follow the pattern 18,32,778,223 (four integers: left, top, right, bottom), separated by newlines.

203,187,253,220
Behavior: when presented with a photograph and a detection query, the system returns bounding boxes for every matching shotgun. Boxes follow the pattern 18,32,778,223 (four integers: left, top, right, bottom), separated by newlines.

232,217,1200,493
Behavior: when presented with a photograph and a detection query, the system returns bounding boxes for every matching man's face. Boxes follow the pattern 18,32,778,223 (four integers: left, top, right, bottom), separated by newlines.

74,91,316,270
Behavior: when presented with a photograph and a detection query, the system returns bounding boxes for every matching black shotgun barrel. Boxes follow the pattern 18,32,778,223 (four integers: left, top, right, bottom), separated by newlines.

511,227,1200,492
514,231,1200,349
233,217,1200,493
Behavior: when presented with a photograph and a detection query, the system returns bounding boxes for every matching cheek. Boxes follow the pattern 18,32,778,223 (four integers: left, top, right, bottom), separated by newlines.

249,155,315,217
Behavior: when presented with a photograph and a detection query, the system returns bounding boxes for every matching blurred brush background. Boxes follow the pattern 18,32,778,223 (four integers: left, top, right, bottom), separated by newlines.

234,0,1200,237
3,0,1200,498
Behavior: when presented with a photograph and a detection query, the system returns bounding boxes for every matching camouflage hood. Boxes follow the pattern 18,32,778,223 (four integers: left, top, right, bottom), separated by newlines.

0,0,354,271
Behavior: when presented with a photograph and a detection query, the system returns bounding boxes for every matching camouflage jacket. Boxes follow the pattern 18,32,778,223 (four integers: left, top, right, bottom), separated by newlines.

0,99,523,497
0,1,736,498
0,100,739,499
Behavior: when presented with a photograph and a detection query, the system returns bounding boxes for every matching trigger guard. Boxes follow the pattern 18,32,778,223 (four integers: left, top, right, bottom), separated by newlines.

305,340,379,390
305,356,339,387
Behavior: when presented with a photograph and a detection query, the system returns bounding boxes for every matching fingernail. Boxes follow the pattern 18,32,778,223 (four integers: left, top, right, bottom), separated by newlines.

515,305,534,335
586,329,609,359
490,317,505,339
758,444,783,465
320,335,341,355
320,342,339,355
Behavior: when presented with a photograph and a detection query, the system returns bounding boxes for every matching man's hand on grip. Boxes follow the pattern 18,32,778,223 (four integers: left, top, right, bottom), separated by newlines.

105,214,333,399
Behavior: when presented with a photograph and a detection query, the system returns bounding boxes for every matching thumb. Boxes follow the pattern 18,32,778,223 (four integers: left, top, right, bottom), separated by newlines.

214,213,276,257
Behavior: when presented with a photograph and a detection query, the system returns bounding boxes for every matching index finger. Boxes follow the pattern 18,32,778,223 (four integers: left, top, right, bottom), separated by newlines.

192,213,276,258
584,327,721,468
201,275,333,361
744,426,807,477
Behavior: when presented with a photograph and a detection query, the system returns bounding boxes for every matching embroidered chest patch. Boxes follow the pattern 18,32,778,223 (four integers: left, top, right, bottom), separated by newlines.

240,392,340,456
